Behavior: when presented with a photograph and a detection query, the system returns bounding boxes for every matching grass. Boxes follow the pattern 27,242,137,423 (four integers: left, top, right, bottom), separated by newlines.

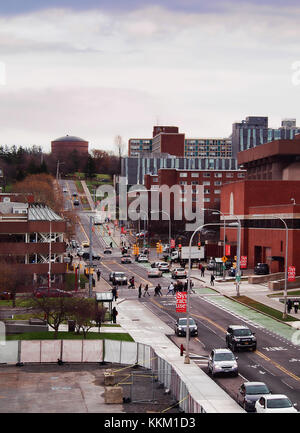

232,295,298,322
268,290,300,298
65,272,88,290
75,180,84,193
6,331,134,341
0,298,36,308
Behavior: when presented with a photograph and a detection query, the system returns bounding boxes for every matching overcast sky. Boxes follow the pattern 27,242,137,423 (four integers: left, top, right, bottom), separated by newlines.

0,0,299,153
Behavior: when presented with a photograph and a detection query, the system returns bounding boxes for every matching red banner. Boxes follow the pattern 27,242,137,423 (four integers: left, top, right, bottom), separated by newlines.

176,292,187,313
288,266,296,282
170,239,175,249
240,256,247,269
225,244,231,256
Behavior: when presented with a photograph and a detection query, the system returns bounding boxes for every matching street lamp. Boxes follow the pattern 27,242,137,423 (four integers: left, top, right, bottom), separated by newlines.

202,208,226,280
227,220,241,297
150,210,171,253
253,214,288,319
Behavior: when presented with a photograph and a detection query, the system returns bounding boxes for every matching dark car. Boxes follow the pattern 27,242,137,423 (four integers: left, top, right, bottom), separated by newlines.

254,263,269,275
109,272,128,285
237,382,271,412
175,317,198,337
73,199,80,206
0,291,13,300
226,325,257,352
103,248,112,254
33,288,73,298
82,252,101,261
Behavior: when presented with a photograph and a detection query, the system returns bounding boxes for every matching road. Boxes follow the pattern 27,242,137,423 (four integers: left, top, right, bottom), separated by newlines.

59,179,300,411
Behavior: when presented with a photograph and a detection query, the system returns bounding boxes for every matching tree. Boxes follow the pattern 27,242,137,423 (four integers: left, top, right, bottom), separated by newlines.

0,265,24,308
67,298,97,338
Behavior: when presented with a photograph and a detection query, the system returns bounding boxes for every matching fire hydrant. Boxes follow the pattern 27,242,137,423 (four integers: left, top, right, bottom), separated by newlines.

180,343,185,356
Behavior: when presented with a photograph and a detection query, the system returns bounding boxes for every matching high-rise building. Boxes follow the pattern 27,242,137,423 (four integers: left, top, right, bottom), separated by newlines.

232,116,300,158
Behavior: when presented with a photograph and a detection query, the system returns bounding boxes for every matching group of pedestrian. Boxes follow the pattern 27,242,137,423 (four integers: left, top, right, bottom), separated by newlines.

166,280,195,295
199,263,205,277
154,284,162,296
138,283,150,297
287,299,299,314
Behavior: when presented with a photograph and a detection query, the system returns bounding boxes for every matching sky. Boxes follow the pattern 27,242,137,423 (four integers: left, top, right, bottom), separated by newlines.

0,0,300,153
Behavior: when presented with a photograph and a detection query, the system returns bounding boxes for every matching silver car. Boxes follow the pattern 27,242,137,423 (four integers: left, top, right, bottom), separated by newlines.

148,268,162,278
208,348,238,377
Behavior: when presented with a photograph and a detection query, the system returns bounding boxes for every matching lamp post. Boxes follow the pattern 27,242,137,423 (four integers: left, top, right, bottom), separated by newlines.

48,220,52,292
228,219,241,297
185,222,222,364
151,210,171,253
253,214,288,319
202,208,226,280
89,215,94,298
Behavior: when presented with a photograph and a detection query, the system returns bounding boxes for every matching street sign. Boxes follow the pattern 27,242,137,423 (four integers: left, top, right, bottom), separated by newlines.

176,292,187,313
240,256,247,269
222,256,228,263
288,266,296,282
236,275,241,282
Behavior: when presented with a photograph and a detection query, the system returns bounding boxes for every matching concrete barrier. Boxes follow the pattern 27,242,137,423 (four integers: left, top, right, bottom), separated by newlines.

248,272,284,285
268,277,300,291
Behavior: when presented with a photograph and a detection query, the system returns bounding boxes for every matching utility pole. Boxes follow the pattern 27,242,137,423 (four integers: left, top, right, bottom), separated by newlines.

89,216,93,298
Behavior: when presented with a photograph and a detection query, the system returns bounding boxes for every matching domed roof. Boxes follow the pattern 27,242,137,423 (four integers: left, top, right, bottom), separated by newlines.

53,135,87,142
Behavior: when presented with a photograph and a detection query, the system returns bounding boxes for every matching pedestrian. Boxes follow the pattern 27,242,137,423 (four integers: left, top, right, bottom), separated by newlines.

92,277,95,288
210,274,215,286
154,285,158,296
112,306,118,324
110,241,113,248
97,269,101,281
157,283,162,296
167,282,175,295
143,284,150,297
294,300,299,314
199,263,202,272
138,284,142,298
287,299,292,314
112,286,118,301
129,276,135,289
201,266,205,277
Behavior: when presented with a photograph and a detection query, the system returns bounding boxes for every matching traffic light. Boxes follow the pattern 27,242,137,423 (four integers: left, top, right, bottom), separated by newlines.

156,242,160,253
159,244,163,253
178,244,182,251
198,242,201,250
136,246,139,256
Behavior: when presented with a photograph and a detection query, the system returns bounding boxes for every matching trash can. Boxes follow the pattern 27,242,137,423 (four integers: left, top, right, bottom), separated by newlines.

68,320,76,332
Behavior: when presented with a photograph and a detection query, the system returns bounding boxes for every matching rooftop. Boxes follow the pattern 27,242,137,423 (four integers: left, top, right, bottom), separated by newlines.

52,135,87,143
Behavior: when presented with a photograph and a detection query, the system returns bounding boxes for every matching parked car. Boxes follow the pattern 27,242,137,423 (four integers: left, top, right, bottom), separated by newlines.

158,263,170,273
226,325,257,352
206,259,216,271
121,255,133,264
175,317,198,337
148,268,162,278
254,263,269,275
151,261,165,268
82,241,89,249
103,248,112,254
33,288,73,298
73,199,80,206
82,252,101,261
237,382,271,412
255,395,298,413
63,188,68,193
208,348,238,377
72,192,78,197
171,268,187,279
109,272,128,285
0,291,13,300
137,255,148,263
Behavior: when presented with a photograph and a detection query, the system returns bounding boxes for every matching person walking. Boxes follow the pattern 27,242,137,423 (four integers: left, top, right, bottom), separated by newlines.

97,269,101,281
143,284,150,297
112,286,118,301
157,283,162,296
167,282,175,295
138,283,142,298
201,266,205,277
111,306,118,324
294,300,299,314
210,274,215,286
287,299,292,314
129,276,135,289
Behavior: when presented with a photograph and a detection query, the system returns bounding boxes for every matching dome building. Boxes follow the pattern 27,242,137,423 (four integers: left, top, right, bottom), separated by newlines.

51,135,89,158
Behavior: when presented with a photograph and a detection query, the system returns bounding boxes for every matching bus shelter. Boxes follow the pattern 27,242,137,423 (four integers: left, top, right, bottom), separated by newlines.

95,292,113,322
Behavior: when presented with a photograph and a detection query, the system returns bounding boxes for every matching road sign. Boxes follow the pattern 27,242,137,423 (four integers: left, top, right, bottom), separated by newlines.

236,275,241,282
288,266,296,282
222,256,228,263
176,292,187,313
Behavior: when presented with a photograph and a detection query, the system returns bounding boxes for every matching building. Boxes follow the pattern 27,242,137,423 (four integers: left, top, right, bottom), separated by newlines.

0,203,67,287
220,180,300,272
51,135,89,159
0,193,34,203
237,134,300,180
232,116,300,158
128,125,232,158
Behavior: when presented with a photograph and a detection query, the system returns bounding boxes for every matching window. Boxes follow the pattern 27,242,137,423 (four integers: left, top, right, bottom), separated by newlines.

214,173,222,178
214,190,221,194
214,181,222,186
237,173,245,178
179,181,187,185
204,189,210,194
203,173,210,178
191,181,199,185
179,172,187,178
152,177,158,182
151,185,159,190
203,181,210,186
191,173,199,178
180,198,187,202
226,173,234,178
204,198,210,202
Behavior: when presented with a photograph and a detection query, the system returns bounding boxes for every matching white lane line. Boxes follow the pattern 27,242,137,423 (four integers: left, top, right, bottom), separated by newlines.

281,380,294,390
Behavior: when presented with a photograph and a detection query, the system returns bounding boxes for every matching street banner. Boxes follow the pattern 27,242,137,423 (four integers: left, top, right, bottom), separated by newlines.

176,292,187,313
240,256,247,269
225,244,231,256
170,239,175,249
288,266,296,282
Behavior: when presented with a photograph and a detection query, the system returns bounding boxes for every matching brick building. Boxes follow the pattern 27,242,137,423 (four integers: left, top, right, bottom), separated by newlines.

51,135,89,159
0,203,67,287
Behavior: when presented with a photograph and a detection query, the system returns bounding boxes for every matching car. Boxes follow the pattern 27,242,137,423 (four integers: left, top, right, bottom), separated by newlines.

254,263,269,275
33,288,73,298
73,199,80,206
206,259,216,271
175,317,198,337
237,382,272,412
151,261,165,268
82,252,101,261
171,268,187,279
208,348,238,377
103,248,112,254
77,248,84,257
226,325,257,352
0,291,13,300
148,268,162,278
136,231,148,238
109,272,128,285
72,192,78,197
82,241,90,249
63,188,68,193
158,263,170,273
71,240,78,248
121,255,133,264
255,394,298,413
137,255,148,263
